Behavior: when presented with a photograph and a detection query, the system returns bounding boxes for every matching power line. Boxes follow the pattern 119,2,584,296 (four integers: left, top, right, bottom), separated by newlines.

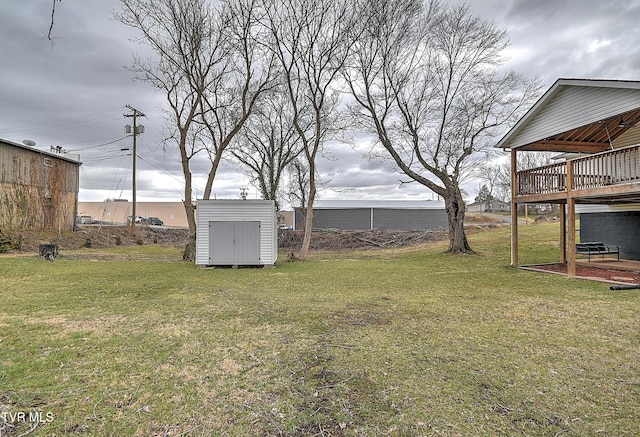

66,135,130,153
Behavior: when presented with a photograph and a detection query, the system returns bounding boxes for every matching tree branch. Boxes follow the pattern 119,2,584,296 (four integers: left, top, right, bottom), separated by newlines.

48,0,60,41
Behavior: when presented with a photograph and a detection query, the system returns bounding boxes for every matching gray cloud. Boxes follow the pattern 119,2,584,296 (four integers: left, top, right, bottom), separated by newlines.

1,0,638,207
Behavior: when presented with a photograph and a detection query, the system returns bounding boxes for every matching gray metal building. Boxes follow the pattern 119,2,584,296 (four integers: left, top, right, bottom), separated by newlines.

294,200,447,231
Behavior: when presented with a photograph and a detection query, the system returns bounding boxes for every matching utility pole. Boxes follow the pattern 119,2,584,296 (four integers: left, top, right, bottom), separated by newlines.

124,105,145,227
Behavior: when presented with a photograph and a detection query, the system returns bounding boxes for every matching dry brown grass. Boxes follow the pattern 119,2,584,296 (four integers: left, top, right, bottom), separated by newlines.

1,224,638,435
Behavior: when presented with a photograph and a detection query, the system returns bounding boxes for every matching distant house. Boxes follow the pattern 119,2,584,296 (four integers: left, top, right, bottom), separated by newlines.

467,199,510,213
0,138,81,231
497,78,640,275
294,200,447,231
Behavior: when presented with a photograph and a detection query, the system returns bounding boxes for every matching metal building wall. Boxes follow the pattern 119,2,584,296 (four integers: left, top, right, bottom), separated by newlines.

295,208,371,230
373,208,448,230
294,206,447,230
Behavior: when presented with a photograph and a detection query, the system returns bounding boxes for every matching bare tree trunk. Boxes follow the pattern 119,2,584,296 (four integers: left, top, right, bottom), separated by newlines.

180,139,198,261
444,187,473,254
298,169,316,260
182,199,197,261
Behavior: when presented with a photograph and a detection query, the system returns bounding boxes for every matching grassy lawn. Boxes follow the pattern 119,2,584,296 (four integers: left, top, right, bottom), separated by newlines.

1,223,638,436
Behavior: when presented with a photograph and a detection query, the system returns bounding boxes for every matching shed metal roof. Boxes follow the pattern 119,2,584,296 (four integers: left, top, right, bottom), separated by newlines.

496,79,640,153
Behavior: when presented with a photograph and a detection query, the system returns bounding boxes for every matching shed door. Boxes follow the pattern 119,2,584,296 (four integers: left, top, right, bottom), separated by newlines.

208,221,260,265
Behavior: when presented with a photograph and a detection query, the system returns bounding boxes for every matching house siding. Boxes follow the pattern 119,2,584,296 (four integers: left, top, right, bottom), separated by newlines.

467,200,510,213
506,83,640,149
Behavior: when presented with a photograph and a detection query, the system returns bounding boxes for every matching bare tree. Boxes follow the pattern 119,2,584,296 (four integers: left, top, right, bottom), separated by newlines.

345,0,540,253
116,0,275,260
476,160,506,201
116,0,219,259
230,89,304,210
262,0,361,260
480,151,556,202
197,0,277,202
287,158,309,210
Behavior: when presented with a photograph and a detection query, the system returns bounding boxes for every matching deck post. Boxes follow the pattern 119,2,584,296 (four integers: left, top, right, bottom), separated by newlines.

567,199,576,277
567,161,576,277
559,204,566,264
510,149,518,267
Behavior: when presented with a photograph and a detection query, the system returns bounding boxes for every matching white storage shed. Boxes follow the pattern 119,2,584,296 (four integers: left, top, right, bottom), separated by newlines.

195,199,277,267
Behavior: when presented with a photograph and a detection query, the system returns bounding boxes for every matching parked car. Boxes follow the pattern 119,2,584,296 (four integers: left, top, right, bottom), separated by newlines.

76,215,93,224
127,216,146,224
148,217,163,226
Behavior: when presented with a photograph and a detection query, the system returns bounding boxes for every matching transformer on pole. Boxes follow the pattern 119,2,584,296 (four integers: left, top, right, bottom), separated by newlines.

124,104,145,227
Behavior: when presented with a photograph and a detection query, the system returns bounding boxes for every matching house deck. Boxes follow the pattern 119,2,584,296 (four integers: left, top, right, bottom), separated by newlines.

515,144,640,204
498,79,640,278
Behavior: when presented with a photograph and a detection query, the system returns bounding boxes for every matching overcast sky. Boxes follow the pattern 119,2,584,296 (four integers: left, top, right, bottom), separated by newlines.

1,0,639,206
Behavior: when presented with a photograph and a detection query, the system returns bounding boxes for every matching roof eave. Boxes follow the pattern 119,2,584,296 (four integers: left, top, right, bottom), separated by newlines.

496,78,640,150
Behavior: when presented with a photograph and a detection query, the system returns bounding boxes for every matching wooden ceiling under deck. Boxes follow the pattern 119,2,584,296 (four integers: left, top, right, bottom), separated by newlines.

517,108,640,152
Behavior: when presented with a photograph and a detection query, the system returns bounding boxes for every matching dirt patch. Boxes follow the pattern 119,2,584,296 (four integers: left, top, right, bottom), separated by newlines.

329,306,392,328
527,263,640,284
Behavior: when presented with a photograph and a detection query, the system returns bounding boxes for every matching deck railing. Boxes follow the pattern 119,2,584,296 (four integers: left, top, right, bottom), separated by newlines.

516,145,640,197
517,162,567,196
